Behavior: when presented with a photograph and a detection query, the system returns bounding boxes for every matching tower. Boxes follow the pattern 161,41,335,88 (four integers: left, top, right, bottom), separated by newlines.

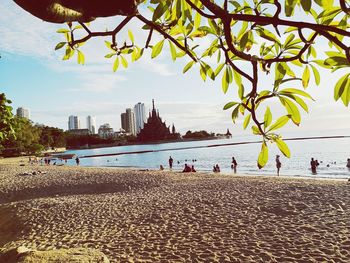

16,107,30,119
87,116,96,134
134,102,146,134
68,115,80,130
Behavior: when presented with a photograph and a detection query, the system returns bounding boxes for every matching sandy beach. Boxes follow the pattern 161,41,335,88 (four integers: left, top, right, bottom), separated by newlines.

0,159,349,262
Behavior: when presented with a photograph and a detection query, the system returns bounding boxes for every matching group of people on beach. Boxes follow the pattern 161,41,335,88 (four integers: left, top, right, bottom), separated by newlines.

165,154,350,176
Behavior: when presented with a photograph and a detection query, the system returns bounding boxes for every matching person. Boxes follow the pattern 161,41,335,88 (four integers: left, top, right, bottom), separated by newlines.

191,165,196,172
215,164,220,173
346,158,350,168
182,163,191,173
310,157,317,174
213,165,217,173
160,165,164,170
276,155,281,176
75,156,80,166
169,156,173,169
231,157,237,173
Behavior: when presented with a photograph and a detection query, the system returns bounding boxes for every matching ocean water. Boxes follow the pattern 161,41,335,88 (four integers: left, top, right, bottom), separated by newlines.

63,136,350,179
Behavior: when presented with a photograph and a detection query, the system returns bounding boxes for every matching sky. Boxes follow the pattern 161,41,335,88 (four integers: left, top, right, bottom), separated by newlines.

0,0,349,138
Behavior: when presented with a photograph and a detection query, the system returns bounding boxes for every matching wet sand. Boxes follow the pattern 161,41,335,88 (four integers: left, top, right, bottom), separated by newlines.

0,161,349,262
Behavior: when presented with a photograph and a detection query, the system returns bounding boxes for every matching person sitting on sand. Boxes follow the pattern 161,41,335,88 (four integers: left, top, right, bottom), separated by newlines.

276,155,281,176
182,163,192,173
160,165,164,170
191,165,196,172
215,164,220,173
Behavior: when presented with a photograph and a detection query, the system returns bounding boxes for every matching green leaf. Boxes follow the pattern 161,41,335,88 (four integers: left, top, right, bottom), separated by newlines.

128,30,135,43
222,67,230,94
310,64,320,85
77,50,85,65
276,138,291,158
57,28,70,33
223,102,239,110
113,57,119,72
231,105,240,123
302,66,310,88
105,53,116,58
169,41,177,61
258,141,268,169
280,97,301,125
183,61,195,73
243,114,251,130
279,88,313,100
214,63,225,77
120,56,128,68
334,73,350,101
264,107,272,127
252,125,261,135
301,0,312,12
340,77,350,106
268,116,290,132
55,42,66,50
151,40,165,58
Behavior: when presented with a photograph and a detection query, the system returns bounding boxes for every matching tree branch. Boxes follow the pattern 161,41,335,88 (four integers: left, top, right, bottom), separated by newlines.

136,14,197,62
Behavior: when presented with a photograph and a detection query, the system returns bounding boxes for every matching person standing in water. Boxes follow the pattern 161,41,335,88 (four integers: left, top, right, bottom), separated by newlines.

231,157,238,173
75,156,80,166
310,158,317,174
276,155,281,176
169,156,174,169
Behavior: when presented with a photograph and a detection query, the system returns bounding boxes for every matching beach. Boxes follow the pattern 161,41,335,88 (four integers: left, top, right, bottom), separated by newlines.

0,159,349,262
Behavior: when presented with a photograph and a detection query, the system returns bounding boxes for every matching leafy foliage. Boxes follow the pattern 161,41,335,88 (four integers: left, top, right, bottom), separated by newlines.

0,93,15,148
51,0,350,168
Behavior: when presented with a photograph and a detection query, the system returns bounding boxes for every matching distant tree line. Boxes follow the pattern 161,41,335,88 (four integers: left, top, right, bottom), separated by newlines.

183,130,215,139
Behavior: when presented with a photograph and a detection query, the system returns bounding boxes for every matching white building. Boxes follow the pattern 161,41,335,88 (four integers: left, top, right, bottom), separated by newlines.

68,115,80,130
98,123,114,139
87,115,96,134
134,102,146,134
121,108,136,136
16,107,30,119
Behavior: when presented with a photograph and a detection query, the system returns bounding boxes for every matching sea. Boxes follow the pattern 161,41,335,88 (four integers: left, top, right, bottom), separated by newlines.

63,135,350,179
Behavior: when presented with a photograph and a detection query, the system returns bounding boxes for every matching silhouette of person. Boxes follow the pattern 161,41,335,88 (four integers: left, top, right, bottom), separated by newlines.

169,156,173,169
346,158,350,169
160,165,164,170
310,158,317,174
231,157,237,173
276,155,281,176
191,165,196,172
182,163,191,173
215,164,220,173
213,165,217,173
75,157,80,166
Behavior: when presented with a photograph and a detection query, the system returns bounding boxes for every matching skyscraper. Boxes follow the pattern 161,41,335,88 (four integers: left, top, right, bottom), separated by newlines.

16,107,30,119
87,115,96,134
134,102,146,134
68,115,80,130
121,109,136,135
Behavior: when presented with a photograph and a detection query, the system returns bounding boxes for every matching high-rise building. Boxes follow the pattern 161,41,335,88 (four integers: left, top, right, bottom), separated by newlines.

16,107,30,119
68,115,80,130
121,108,136,135
87,116,96,134
134,102,146,134
98,123,114,139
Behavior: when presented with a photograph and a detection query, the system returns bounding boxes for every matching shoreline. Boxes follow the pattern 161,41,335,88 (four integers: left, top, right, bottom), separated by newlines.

1,162,350,261
1,157,349,181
